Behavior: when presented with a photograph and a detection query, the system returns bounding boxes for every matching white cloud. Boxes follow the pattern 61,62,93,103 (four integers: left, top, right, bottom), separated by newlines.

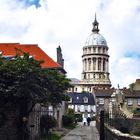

0,0,140,88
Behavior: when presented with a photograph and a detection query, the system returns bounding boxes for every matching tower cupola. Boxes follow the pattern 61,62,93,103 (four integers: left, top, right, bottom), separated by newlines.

92,14,99,33
81,14,111,89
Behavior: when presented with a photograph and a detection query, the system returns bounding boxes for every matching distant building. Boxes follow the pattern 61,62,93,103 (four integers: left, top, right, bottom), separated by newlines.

68,15,111,93
67,92,96,118
94,87,140,117
94,88,114,113
133,79,140,91
0,43,67,128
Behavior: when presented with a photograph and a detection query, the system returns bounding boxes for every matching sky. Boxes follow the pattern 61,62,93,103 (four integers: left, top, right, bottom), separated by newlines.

0,0,140,88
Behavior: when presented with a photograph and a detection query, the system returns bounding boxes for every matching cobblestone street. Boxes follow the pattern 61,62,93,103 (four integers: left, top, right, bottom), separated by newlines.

61,121,99,140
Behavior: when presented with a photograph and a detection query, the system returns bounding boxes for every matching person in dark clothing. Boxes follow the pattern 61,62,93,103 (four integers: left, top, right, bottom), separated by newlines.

87,117,91,126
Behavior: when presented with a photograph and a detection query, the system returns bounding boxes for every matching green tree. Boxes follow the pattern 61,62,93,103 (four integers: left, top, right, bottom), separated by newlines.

129,83,135,92
0,50,49,139
43,69,71,106
0,50,71,140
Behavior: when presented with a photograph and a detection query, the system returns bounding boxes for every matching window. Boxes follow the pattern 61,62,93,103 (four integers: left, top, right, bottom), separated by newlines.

98,98,104,105
88,74,90,79
93,58,96,70
138,98,140,105
77,105,81,112
98,58,101,70
68,105,74,109
127,98,133,106
84,105,88,112
88,59,91,70
68,98,72,103
103,60,105,71
89,88,91,92
75,87,77,92
84,97,88,103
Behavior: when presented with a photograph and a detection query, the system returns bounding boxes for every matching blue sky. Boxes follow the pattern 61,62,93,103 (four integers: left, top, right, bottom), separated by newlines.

0,0,140,88
18,0,41,8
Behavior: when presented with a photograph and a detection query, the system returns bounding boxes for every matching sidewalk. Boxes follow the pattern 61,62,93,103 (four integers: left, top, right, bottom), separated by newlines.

61,121,99,140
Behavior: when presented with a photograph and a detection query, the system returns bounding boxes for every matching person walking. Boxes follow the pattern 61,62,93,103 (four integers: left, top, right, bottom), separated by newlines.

87,117,91,126
83,117,87,126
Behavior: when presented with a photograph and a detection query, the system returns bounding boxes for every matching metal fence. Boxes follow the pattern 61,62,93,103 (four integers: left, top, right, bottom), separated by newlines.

27,107,52,140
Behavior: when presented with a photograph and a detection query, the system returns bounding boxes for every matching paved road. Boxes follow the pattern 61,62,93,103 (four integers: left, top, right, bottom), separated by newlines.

61,121,99,140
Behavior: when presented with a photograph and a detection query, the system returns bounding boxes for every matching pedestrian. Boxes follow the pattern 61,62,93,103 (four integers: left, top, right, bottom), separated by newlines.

83,117,87,126
75,118,78,124
87,117,91,126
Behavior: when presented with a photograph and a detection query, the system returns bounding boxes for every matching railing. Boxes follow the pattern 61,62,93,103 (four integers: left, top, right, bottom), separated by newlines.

96,110,140,140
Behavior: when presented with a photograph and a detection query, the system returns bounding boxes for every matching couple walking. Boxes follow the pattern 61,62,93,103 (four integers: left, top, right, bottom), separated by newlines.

83,117,91,126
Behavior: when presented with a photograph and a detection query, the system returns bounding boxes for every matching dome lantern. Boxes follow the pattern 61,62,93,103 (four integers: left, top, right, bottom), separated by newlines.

92,13,99,33
85,14,107,46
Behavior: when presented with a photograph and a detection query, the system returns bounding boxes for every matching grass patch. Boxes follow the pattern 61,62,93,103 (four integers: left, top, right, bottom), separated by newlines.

51,133,61,140
63,123,76,129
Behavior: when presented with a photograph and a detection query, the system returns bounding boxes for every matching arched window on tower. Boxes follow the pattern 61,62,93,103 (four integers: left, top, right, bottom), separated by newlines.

93,58,96,70
85,59,87,71
98,47,101,53
85,48,87,54
103,48,105,53
98,58,101,71
93,74,95,78
88,59,91,70
103,59,105,71
93,48,96,53
83,73,86,79
88,47,91,53
88,74,90,79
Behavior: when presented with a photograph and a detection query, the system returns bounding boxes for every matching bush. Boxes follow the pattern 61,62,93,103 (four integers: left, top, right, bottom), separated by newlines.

119,127,129,133
131,124,140,136
75,113,82,122
62,115,74,127
40,115,57,136
133,108,140,117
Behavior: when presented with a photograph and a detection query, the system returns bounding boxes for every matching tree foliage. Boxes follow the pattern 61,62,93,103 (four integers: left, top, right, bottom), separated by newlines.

129,83,135,92
40,115,57,136
0,50,71,110
0,51,46,105
43,69,71,106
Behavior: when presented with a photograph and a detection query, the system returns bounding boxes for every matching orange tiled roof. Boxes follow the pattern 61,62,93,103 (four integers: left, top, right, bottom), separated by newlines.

0,43,61,68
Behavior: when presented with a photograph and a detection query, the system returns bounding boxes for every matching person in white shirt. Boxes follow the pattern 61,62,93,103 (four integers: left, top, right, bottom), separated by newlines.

83,117,87,126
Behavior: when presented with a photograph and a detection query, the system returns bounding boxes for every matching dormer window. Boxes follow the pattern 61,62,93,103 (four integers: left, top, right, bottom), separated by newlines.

84,97,88,103
68,97,72,103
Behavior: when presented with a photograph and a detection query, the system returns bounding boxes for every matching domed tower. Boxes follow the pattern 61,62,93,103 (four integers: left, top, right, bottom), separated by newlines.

81,15,111,90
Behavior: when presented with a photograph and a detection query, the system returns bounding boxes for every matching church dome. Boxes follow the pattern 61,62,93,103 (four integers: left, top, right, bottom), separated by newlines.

85,14,107,47
85,32,107,46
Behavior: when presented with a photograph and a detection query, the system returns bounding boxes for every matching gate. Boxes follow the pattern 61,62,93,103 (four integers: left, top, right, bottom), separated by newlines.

27,105,52,140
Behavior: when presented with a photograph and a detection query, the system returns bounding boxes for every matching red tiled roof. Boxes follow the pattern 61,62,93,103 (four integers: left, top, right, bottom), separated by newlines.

0,43,61,68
